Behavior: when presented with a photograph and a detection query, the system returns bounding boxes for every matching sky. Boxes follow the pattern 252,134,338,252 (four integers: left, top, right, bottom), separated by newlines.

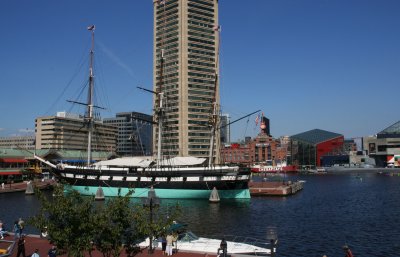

0,0,399,141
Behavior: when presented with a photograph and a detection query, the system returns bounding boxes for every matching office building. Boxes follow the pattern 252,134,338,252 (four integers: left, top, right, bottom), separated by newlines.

35,112,116,152
220,114,230,144
0,135,35,150
153,0,220,161
104,112,153,156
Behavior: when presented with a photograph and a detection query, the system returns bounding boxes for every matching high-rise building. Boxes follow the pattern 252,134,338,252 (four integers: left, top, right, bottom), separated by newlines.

153,0,220,161
220,114,230,144
104,112,153,156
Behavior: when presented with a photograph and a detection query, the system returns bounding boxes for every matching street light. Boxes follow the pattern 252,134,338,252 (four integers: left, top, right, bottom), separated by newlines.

266,226,278,257
142,187,160,254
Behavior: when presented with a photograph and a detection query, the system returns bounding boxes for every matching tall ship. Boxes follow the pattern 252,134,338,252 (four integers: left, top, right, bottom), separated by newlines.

35,25,251,199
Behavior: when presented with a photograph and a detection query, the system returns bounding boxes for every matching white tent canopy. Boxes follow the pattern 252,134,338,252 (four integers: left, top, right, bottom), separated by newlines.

159,156,206,166
95,157,154,168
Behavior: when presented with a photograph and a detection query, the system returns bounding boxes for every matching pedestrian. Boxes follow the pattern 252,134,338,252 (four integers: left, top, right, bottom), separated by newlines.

18,217,25,237
0,220,4,239
166,233,173,256
1,182,4,189
218,238,227,257
31,249,40,257
13,220,20,239
161,234,167,255
343,245,354,257
47,245,57,257
16,235,26,257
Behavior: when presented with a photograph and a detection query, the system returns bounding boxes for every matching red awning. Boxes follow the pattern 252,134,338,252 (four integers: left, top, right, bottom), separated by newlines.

0,170,22,175
0,158,28,163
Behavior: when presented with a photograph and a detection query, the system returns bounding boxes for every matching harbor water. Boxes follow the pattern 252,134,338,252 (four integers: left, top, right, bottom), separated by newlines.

1,172,400,256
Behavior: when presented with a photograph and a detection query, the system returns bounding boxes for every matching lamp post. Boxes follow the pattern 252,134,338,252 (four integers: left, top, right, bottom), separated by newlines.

266,226,278,257
142,187,160,254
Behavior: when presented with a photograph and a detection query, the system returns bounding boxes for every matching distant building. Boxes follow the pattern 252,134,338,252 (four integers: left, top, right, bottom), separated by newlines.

363,120,400,167
220,143,250,165
221,117,279,165
289,129,344,168
220,114,230,144
35,112,116,152
104,112,153,156
0,135,35,150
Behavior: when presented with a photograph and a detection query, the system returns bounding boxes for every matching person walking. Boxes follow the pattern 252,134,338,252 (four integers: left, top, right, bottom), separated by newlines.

343,245,354,257
31,249,40,257
166,233,174,256
18,217,25,237
161,234,167,255
0,220,4,239
47,245,57,257
13,220,20,240
16,235,26,257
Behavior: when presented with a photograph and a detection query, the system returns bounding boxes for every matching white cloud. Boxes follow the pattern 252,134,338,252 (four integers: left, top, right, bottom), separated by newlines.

98,41,137,79
18,128,34,133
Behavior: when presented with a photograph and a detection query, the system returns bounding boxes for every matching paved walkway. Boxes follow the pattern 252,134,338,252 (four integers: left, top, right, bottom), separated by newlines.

1,234,216,257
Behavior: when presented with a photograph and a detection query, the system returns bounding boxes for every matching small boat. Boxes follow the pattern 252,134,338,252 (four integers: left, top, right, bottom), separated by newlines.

140,223,273,256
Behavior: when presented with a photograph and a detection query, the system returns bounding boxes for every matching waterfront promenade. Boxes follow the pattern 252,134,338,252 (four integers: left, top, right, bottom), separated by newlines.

2,234,217,257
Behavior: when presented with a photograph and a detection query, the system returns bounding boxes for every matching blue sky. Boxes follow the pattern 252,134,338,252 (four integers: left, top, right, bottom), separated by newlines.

0,0,399,141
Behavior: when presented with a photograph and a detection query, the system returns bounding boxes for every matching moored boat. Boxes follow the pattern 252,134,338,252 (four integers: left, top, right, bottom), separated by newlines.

251,162,297,173
139,223,274,256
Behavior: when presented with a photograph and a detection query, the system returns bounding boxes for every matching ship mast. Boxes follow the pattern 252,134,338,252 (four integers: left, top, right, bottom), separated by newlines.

208,24,221,166
87,25,95,166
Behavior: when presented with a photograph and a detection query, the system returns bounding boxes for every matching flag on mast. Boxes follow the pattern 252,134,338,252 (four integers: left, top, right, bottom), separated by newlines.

87,25,95,31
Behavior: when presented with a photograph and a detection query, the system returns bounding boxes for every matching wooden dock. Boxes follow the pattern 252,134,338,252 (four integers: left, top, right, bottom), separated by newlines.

249,181,304,196
0,179,55,194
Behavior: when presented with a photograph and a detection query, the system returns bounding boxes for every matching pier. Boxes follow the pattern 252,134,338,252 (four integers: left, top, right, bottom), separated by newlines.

0,180,55,194
249,181,304,196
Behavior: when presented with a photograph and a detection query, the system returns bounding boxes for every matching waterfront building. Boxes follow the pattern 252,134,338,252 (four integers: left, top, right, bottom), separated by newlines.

0,135,35,150
0,148,112,180
363,120,400,167
35,112,117,152
153,0,220,161
221,143,250,165
289,129,344,169
0,149,29,183
221,116,280,165
104,112,153,156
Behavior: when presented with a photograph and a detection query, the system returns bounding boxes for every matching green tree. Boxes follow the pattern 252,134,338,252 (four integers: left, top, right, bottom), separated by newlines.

29,185,96,257
29,185,181,257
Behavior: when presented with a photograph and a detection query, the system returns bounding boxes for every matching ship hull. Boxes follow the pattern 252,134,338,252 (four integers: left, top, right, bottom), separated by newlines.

251,165,298,173
53,166,251,199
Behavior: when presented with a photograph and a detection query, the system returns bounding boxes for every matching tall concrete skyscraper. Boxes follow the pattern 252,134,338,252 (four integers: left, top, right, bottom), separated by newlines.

153,0,220,161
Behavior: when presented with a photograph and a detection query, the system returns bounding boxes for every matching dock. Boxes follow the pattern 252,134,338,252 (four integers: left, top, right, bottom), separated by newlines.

0,180,55,194
249,181,304,196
